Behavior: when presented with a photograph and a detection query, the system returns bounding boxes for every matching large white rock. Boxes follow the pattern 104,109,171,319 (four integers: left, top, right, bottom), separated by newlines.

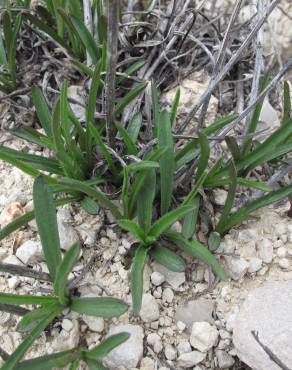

190,322,219,352
233,281,292,370
224,257,249,281
15,240,43,264
104,324,143,369
177,351,206,368
140,293,160,323
152,263,185,290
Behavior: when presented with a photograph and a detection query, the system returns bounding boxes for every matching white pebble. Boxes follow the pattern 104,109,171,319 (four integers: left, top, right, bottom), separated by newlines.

277,247,287,258
151,271,165,286
162,288,174,303
278,258,290,269
190,322,219,352
164,344,176,360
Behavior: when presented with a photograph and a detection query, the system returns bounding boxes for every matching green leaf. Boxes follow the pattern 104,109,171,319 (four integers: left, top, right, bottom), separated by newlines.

215,163,237,233
117,220,146,242
89,122,118,176
32,86,52,137
170,89,180,127
217,184,292,233
151,81,159,137
14,348,81,370
158,110,175,215
85,359,107,370
86,333,130,359
0,196,78,242
225,136,241,162
33,176,62,280
149,245,186,272
149,205,194,239
116,60,145,85
70,297,128,318
0,293,58,306
126,161,160,172
196,132,210,179
0,152,41,178
115,83,147,115
208,232,221,252
54,243,81,304
165,230,226,280
283,81,291,124
137,167,156,232
116,122,138,155
81,196,100,215
122,167,129,218
69,15,100,63
182,171,208,206
2,304,63,370
0,32,7,65
131,244,148,315
17,305,54,333
202,114,237,135
182,196,200,239
127,113,142,143
58,177,122,219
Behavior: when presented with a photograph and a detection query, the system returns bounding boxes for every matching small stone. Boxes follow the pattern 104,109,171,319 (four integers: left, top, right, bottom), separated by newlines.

3,255,24,266
62,319,73,332
140,357,155,370
175,298,214,331
257,238,273,263
277,247,287,258
57,208,80,251
152,263,185,290
15,240,42,264
51,319,79,351
104,325,143,369
147,333,162,353
248,258,262,273
216,350,235,369
213,189,228,206
177,340,192,355
67,85,86,120
177,320,186,332
164,344,176,360
0,202,24,227
190,322,219,352
225,257,249,281
258,98,280,130
162,288,174,303
177,351,206,367
140,294,160,323
83,316,104,333
8,276,20,289
150,271,165,286
278,258,290,269
238,228,257,240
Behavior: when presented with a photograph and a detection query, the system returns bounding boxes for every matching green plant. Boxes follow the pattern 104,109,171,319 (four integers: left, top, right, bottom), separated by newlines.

0,176,128,370
0,10,22,92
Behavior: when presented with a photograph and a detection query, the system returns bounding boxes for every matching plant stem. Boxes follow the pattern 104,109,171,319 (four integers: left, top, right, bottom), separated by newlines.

0,263,51,282
0,303,29,316
106,0,119,147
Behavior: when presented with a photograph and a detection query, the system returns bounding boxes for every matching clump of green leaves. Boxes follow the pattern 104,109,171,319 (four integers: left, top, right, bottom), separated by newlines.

0,10,22,92
0,176,128,370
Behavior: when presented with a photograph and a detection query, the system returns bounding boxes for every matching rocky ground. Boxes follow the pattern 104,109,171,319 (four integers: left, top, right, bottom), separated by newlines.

0,1,292,370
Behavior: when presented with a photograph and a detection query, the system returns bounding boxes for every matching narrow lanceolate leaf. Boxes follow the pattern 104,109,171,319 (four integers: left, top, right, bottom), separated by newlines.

158,111,175,215
182,171,208,206
31,86,52,137
115,83,147,115
165,230,226,280
116,60,145,85
149,245,186,272
149,205,195,239
2,303,63,370
127,112,142,143
33,176,62,280
85,359,107,370
117,220,146,243
196,132,210,179
58,177,122,219
182,196,200,239
81,196,100,215
217,184,292,234
0,152,41,178
17,305,55,333
0,32,7,65
70,297,128,318
137,168,156,232
283,81,291,124
0,196,78,242
131,244,149,315
170,89,180,127
70,15,100,63
208,232,221,252
54,243,81,304
215,164,237,233
0,293,58,306
87,64,101,125
122,167,129,218
151,81,159,137
126,161,159,172
116,122,138,155
85,333,130,360
14,348,81,370
225,136,241,162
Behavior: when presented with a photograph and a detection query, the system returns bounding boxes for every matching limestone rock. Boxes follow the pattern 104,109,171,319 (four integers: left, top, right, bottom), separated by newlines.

233,281,292,370
177,351,206,368
224,256,249,281
104,324,143,369
57,208,80,251
152,263,185,290
140,293,159,323
15,240,43,265
190,322,219,352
